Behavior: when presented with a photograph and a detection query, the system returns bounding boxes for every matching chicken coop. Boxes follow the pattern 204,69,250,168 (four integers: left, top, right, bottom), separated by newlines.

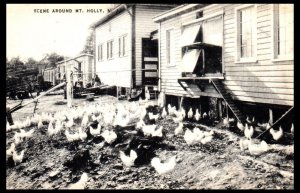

153,4,294,124
91,4,177,99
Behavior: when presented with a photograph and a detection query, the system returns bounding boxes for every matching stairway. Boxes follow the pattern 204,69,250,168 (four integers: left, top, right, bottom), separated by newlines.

211,79,245,123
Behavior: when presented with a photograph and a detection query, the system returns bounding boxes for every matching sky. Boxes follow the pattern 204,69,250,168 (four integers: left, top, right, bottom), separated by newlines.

6,4,114,62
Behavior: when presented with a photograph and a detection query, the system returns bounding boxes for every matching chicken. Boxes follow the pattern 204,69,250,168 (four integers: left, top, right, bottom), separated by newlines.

151,156,176,175
81,114,89,128
184,128,204,145
270,126,283,141
90,125,101,137
239,138,250,151
23,116,31,128
291,123,294,134
6,121,11,132
194,109,201,121
148,112,159,121
172,114,183,124
54,120,63,134
48,120,56,137
248,140,268,156
68,173,88,189
65,116,74,128
201,135,213,145
167,104,176,116
157,92,165,107
101,130,117,144
6,143,15,157
14,132,23,145
65,129,80,142
223,117,229,127
161,107,167,118
142,124,157,137
37,118,43,129
12,149,25,165
187,108,193,119
175,122,183,135
181,108,186,119
145,87,150,100
237,122,244,131
120,150,138,167
136,119,145,130
79,128,87,141
202,112,208,119
152,126,163,137
22,128,35,139
244,124,254,139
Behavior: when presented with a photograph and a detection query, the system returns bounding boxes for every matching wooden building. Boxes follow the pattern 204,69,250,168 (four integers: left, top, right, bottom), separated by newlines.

56,54,94,87
91,4,177,96
153,4,293,121
43,67,57,86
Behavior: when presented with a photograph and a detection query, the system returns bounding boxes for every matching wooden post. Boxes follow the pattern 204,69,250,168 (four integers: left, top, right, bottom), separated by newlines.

66,70,73,108
217,98,222,120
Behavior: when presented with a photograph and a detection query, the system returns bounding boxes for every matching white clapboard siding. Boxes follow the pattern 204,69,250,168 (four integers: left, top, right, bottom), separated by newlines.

94,8,132,88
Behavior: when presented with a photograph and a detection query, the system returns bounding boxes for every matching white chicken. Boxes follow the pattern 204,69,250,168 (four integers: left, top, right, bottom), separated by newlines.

65,129,80,142
23,116,31,128
14,132,23,145
79,128,87,141
187,108,193,119
152,126,163,137
244,124,254,139
68,173,88,189
161,107,167,118
54,120,63,134
119,150,138,167
184,128,203,145
142,124,157,137
201,135,213,145
6,121,11,132
90,125,101,137
65,116,74,128
237,122,244,131
48,120,56,137
175,122,183,135
145,86,151,100
37,118,43,129
12,149,25,165
6,143,15,157
194,109,201,121
81,114,89,128
101,130,117,144
239,138,250,151
291,123,294,134
22,128,35,139
248,140,269,156
270,126,283,141
202,112,208,119
151,156,176,175
136,119,145,130
223,117,229,127
172,114,183,124
148,112,159,121
181,108,186,119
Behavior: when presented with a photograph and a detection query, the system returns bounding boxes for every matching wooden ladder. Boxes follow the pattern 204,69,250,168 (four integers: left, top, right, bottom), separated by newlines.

211,79,245,123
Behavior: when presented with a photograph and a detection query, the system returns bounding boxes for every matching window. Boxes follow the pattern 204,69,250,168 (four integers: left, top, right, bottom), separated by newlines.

119,34,127,57
107,40,113,59
273,4,293,60
166,29,175,66
236,5,257,62
98,44,103,61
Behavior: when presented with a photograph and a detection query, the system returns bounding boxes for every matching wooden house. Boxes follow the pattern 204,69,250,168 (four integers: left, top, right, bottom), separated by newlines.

43,67,57,86
91,4,177,97
153,4,294,122
56,54,94,87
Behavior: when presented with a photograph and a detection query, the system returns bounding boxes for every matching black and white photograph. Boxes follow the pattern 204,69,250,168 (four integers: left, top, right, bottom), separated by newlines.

6,3,294,189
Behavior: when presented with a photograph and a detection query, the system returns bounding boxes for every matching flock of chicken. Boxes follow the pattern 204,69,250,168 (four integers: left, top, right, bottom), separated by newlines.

222,114,294,156
6,95,294,189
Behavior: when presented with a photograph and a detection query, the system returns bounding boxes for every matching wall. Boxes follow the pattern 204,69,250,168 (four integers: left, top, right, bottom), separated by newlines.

222,4,294,106
94,8,132,88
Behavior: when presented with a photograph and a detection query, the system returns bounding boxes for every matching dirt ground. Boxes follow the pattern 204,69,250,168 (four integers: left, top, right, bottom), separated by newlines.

6,93,294,189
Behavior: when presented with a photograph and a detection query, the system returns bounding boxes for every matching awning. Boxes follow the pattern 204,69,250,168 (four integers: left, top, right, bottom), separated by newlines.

180,23,202,46
181,49,201,72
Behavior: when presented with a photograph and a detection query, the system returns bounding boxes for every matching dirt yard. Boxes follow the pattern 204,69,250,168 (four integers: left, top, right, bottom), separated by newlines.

6,93,294,189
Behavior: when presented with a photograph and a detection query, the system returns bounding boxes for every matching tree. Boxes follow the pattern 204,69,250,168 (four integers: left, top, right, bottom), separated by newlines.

44,52,64,68
25,57,38,69
81,29,95,55
7,57,24,67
